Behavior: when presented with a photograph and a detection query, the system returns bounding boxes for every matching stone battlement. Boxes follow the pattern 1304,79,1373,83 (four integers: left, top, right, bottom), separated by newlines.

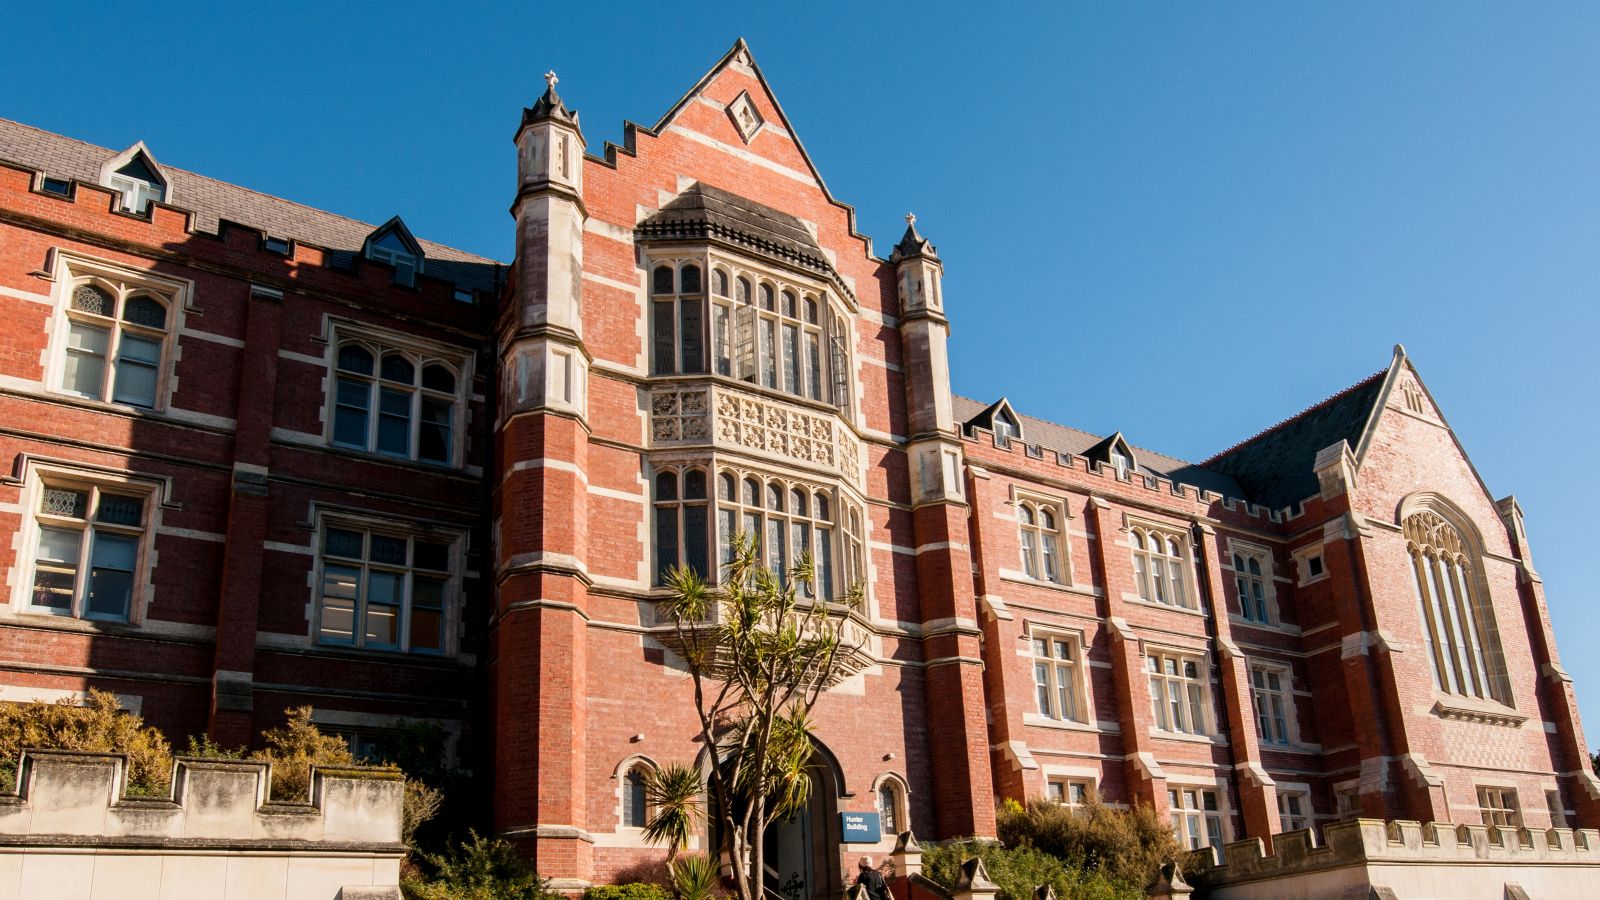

1190,817,1600,899
0,750,405,899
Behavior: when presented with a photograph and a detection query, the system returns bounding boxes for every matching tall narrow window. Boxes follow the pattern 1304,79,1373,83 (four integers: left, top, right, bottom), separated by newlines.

654,468,711,585
651,263,706,376
1250,664,1292,745
1017,498,1064,584
1234,550,1271,623
622,764,651,828
1405,510,1505,702
28,483,147,622
1149,651,1210,735
59,278,172,409
876,780,905,835
330,339,462,466
1031,633,1082,722
1131,526,1191,608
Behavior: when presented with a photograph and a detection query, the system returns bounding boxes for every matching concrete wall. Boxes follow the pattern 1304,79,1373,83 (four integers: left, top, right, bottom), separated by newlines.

1192,817,1600,899
0,750,404,900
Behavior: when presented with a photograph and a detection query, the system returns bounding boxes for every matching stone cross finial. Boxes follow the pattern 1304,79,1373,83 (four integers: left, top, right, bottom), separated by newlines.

905,212,916,227
544,70,559,90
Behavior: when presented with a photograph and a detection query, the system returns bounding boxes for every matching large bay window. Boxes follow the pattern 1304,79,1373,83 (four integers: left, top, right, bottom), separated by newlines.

330,338,464,466
647,257,852,414
316,524,455,654
652,465,865,598
1404,508,1506,702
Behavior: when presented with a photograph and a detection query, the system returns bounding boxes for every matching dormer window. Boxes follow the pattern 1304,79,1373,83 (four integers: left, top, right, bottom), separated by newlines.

105,153,165,213
364,218,425,287
993,408,1020,446
1111,446,1132,479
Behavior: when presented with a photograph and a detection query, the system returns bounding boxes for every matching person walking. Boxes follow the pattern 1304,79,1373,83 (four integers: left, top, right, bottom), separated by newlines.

855,856,890,900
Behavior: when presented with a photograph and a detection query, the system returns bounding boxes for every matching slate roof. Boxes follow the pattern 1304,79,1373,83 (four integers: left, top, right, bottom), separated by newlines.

1201,371,1387,511
635,182,830,273
0,118,501,295
951,395,1245,500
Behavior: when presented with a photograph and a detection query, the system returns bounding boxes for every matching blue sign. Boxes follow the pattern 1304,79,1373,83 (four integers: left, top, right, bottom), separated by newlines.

840,811,881,844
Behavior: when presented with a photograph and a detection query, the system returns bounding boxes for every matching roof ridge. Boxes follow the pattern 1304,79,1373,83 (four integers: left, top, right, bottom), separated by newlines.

0,117,498,264
1200,370,1386,465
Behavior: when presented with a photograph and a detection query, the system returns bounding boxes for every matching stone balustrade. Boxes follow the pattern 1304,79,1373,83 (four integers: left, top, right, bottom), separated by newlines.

0,750,405,899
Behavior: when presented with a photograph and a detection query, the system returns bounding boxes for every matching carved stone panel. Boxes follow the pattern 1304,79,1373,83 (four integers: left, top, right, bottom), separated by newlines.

649,384,863,488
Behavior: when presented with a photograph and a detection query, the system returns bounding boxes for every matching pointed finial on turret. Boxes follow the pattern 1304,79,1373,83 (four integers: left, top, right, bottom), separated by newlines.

522,67,580,131
891,211,937,263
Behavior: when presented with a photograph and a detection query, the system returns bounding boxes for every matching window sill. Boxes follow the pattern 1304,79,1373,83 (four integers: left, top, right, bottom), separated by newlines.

266,641,467,668
1119,594,1208,618
14,386,227,432
309,442,475,477
998,574,1099,598
1431,695,1526,728
1023,713,1100,733
1256,741,1324,756
1228,615,1302,636
1149,728,1225,746
2,610,140,635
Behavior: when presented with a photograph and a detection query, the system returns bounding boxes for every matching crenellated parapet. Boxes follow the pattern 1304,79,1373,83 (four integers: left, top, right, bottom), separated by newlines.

1188,818,1600,899
0,750,404,899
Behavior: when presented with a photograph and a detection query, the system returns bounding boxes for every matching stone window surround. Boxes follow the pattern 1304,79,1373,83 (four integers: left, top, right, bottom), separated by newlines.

1122,515,1198,611
1010,487,1072,586
1023,622,1091,728
1276,779,1313,832
871,771,911,838
1290,543,1327,587
1248,658,1301,748
1145,643,1216,738
640,246,856,420
6,460,166,627
1226,537,1279,625
1166,775,1230,850
308,507,465,659
44,251,192,416
320,319,473,470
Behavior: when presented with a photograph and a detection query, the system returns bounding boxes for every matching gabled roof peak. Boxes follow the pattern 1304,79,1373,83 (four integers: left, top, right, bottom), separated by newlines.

364,215,423,256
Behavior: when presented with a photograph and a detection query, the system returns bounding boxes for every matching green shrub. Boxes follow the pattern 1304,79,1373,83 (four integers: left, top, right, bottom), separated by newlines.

668,854,720,900
584,883,672,900
922,842,1139,900
256,706,357,801
997,798,1180,889
403,830,561,900
0,690,172,795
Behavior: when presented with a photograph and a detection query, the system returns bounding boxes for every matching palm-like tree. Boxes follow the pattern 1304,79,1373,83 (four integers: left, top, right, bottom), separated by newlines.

644,762,705,860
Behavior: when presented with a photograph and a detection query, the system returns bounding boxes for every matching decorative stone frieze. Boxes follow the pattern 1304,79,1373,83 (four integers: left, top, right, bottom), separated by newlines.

648,384,863,487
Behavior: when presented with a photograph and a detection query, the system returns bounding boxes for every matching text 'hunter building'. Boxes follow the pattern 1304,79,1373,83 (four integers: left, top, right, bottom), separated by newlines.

0,40,1596,899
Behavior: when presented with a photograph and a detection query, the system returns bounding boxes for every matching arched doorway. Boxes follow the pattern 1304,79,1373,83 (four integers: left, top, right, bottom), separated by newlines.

763,759,842,900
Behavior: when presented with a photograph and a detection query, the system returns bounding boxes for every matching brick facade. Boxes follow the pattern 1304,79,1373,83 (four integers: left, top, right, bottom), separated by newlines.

0,39,1593,894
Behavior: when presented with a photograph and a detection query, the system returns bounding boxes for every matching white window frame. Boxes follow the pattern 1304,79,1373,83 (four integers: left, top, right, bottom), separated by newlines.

47,255,186,412
1014,491,1069,585
1168,782,1227,851
1147,647,1213,736
312,514,462,656
10,464,162,625
1249,661,1297,746
1128,521,1195,609
1277,784,1311,833
1028,627,1087,724
1045,775,1094,809
709,466,864,600
324,325,470,468
1228,540,1276,624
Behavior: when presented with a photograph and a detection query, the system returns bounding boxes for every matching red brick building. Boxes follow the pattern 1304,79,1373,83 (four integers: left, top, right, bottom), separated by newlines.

0,41,1594,896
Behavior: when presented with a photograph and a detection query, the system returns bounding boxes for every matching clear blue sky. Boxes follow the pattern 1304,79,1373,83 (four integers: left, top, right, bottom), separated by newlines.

10,3,1600,746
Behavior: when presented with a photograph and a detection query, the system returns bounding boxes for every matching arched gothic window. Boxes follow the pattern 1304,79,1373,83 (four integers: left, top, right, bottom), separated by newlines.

653,467,710,585
621,762,652,829
651,263,705,376
876,777,907,836
60,279,171,409
1017,499,1064,584
332,342,459,465
1130,526,1189,608
1405,510,1506,702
